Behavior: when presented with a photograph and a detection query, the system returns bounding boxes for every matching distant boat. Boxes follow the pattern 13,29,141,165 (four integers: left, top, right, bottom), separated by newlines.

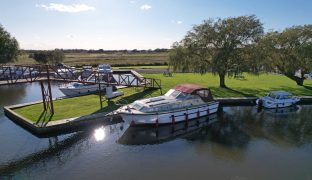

256,91,300,108
117,84,219,126
59,82,107,96
97,64,113,73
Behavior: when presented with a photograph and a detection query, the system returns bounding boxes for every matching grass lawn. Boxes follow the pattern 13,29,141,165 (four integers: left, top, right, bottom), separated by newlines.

145,73,312,97
13,87,159,123
13,73,312,123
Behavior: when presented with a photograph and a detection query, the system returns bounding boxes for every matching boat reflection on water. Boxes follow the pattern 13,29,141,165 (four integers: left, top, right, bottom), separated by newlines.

257,105,301,117
118,114,218,145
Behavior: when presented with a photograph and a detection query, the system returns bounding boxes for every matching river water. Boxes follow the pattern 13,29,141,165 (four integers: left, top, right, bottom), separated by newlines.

0,83,312,180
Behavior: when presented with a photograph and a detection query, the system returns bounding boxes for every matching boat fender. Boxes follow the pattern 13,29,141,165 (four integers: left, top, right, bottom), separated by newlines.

171,115,175,124
155,119,159,128
130,120,135,126
184,113,188,121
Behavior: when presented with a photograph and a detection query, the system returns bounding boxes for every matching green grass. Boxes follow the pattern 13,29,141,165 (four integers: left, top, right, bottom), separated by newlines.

145,73,312,97
13,87,160,123
13,73,312,123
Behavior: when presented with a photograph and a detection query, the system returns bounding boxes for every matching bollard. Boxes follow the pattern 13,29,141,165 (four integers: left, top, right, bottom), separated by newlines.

155,119,159,128
171,115,175,124
184,113,188,128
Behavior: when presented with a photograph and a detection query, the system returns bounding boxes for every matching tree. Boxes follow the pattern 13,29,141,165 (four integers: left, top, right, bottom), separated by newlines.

33,51,49,64
258,25,312,86
169,15,263,87
0,25,19,63
32,49,64,64
48,49,65,64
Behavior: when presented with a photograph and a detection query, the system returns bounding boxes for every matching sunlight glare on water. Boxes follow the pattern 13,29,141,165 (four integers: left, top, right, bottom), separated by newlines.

94,126,106,141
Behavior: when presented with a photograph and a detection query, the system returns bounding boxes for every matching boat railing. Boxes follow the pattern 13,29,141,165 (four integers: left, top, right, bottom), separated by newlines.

152,105,219,126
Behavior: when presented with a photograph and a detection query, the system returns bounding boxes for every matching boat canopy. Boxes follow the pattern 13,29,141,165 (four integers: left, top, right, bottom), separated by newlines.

175,84,207,94
175,84,214,101
269,91,292,96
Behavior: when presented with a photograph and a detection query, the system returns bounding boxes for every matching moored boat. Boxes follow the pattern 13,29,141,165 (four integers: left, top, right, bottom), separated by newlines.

256,91,300,108
59,82,106,96
117,84,219,126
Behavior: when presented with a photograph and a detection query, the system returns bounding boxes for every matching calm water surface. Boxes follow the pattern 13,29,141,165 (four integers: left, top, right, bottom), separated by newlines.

0,83,312,180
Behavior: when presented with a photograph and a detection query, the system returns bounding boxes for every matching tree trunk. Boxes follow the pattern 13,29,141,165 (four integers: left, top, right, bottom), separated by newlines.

285,73,304,86
219,73,226,88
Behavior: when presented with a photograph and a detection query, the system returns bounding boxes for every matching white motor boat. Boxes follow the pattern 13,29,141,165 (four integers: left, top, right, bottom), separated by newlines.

97,64,113,73
117,84,219,126
59,82,106,96
256,91,300,109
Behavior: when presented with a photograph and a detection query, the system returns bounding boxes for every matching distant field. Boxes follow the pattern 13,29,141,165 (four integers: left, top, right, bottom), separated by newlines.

14,52,169,66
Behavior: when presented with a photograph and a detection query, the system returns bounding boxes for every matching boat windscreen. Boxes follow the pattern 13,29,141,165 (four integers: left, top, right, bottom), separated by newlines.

165,89,181,98
132,102,144,110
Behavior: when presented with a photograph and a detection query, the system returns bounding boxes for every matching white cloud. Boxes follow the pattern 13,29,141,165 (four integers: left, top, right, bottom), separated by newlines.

140,4,152,10
130,1,136,4
66,34,75,39
36,3,95,13
171,20,183,25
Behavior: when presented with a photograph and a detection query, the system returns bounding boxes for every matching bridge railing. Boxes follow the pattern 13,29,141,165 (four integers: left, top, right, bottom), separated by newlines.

0,64,162,90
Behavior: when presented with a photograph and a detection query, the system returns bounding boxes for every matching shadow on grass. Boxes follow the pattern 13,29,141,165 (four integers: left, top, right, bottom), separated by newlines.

35,110,54,127
303,85,312,91
224,87,257,97
93,88,159,114
211,85,312,97
210,87,264,97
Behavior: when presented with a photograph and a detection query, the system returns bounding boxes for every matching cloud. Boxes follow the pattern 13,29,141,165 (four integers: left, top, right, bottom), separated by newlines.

140,4,152,10
36,3,95,13
130,1,136,4
66,34,75,39
171,20,183,25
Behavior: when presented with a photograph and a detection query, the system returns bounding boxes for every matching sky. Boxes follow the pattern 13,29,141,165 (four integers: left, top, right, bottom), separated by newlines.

0,0,311,50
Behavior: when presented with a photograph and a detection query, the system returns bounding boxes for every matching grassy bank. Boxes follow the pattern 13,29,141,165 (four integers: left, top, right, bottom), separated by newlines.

13,73,312,122
144,73,312,97
13,87,159,122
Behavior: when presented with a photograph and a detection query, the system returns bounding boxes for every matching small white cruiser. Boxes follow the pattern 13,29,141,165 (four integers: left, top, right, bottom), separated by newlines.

256,91,300,108
117,84,219,126
59,82,106,96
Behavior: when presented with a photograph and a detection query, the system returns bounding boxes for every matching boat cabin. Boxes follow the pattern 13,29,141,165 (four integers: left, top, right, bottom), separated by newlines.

174,84,214,102
130,84,214,113
267,91,293,100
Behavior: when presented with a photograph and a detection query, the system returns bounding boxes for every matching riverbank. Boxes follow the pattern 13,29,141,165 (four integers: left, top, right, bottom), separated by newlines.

3,72,312,136
145,73,312,97
8,73,312,122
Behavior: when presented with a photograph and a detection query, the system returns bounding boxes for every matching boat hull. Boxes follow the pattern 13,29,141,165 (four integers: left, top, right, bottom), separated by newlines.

256,98,300,109
59,84,106,96
119,102,219,126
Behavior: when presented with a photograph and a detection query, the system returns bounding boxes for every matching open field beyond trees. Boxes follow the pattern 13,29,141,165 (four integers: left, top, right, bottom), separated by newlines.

15,52,169,66
14,73,312,122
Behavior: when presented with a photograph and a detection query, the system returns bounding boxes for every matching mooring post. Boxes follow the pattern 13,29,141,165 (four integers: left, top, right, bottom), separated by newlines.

9,66,13,83
99,83,103,109
40,81,47,111
46,65,54,114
